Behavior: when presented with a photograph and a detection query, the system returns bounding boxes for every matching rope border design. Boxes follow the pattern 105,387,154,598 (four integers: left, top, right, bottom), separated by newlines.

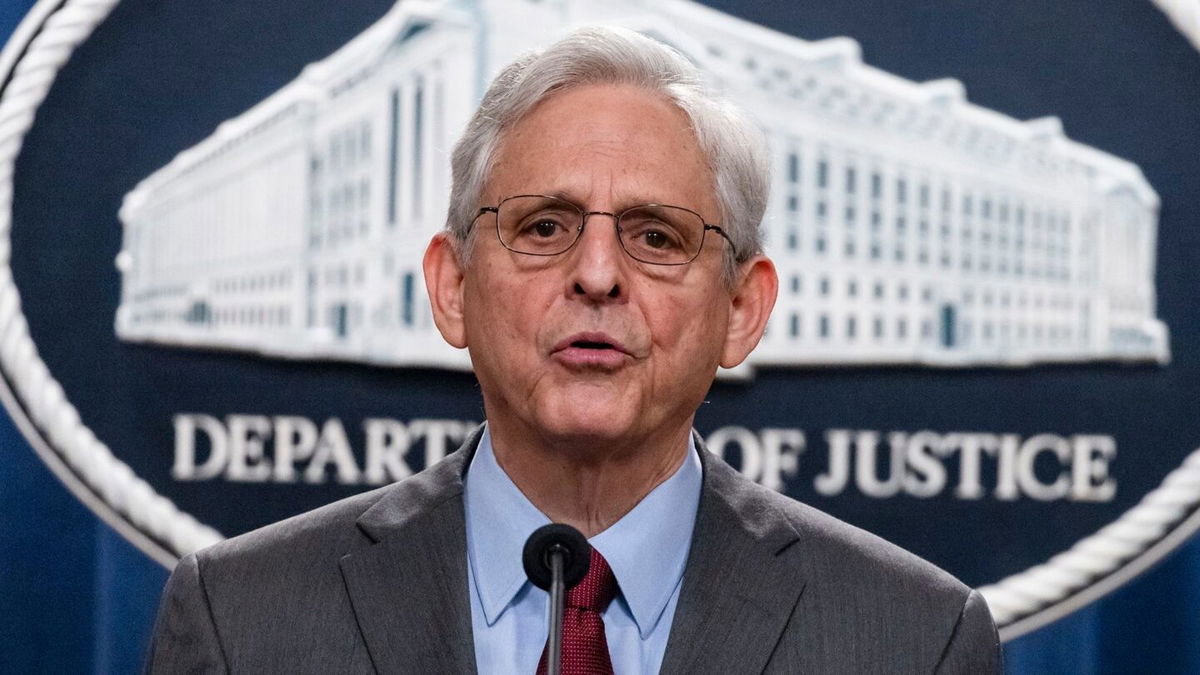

0,0,223,564
0,0,1198,640
1152,0,1200,50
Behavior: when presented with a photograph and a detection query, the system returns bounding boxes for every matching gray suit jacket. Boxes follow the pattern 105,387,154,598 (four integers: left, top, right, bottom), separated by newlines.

147,428,1000,673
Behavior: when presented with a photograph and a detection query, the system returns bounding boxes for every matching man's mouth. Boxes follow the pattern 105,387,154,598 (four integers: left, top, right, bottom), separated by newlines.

552,333,631,368
572,339,615,350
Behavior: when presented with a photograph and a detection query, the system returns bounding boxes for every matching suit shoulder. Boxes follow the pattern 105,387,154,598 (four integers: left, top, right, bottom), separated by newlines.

192,440,471,566
743,477,971,604
192,483,391,574
730,481,998,670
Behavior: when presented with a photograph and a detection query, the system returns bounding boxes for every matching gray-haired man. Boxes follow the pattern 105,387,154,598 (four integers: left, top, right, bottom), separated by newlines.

148,26,1000,674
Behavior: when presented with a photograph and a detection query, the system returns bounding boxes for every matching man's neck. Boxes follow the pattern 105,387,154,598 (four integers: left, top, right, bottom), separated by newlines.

486,422,693,538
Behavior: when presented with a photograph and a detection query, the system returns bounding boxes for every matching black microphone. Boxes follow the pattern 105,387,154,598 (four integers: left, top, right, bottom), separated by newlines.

523,523,591,675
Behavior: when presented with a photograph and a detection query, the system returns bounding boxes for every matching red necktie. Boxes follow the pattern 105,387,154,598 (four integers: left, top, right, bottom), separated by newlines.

536,547,618,675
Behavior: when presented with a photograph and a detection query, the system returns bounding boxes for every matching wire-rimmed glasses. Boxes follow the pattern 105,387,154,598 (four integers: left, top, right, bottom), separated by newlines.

475,194,736,266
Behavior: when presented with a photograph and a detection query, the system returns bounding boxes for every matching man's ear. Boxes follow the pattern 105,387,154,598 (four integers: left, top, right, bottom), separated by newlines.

720,255,778,369
422,232,468,349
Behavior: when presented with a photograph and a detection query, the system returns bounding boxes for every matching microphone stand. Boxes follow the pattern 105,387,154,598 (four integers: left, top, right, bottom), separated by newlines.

523,524,591,675
547,544,566,675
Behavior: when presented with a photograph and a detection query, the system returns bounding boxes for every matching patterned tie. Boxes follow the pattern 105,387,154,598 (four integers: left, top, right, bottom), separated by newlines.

536,547,618,675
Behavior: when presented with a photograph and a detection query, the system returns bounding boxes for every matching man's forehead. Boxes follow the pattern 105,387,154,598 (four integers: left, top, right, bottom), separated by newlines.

483,84,713,206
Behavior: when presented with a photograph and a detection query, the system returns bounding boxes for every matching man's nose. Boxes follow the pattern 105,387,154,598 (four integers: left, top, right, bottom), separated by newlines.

570,212,625,301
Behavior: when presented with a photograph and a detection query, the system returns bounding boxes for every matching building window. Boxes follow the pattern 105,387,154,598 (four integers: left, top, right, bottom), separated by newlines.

412,79,425,218
346,128,358,165
401,272,415,327
790,313,800,337
819,314,830,338
388,87,400,226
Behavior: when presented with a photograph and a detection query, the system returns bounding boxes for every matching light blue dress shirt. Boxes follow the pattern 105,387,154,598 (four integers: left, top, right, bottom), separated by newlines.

464,427,702,675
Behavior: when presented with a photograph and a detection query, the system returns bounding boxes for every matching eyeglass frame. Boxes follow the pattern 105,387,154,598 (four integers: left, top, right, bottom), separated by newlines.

473,194,738,266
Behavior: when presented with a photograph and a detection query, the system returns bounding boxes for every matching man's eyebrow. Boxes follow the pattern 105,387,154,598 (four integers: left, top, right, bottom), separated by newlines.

533,191,673,210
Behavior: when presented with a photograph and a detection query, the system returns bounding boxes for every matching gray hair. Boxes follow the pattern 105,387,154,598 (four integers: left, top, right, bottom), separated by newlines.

445,26,770,279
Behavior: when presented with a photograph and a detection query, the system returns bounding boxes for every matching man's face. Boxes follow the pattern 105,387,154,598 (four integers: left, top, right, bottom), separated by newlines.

436,83,754,450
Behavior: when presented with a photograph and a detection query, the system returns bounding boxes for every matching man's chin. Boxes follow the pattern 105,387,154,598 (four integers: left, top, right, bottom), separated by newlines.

530,412,644,450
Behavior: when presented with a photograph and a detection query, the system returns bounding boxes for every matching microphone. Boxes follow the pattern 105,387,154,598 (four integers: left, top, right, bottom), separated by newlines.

523,524,591,675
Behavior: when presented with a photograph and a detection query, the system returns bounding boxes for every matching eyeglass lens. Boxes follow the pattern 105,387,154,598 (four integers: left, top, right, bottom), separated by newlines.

495,195,707,265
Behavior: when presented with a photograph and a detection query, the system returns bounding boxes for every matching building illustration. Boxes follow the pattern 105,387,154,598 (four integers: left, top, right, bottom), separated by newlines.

114,0,1170,371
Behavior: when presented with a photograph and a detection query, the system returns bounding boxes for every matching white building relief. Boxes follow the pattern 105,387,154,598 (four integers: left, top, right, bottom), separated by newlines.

114,0,1169,371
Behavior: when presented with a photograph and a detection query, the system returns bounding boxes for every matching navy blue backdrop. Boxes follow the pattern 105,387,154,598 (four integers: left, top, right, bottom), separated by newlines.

2,0,1200,672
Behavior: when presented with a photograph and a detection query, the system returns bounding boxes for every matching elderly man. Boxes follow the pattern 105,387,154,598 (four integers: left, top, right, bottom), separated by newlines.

147,27,1000,674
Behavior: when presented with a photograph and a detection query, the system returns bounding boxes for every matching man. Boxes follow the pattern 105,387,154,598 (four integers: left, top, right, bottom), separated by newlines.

147,26,1000,673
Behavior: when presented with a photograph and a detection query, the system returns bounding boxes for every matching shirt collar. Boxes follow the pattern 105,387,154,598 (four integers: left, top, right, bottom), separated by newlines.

464,426,702,638
465,427,550,626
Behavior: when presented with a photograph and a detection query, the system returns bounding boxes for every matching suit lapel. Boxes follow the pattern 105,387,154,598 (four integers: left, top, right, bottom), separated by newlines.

659,442,807,675
339,430,482,674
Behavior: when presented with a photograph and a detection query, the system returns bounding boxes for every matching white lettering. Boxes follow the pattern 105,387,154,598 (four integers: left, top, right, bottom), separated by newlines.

759,428,806,491
1016,434,1071,501
226,415,273,482
272,416,319,482
411,419,471,468
902,431,947,498
304,418,361,484
706,426,763,483
172,414,228,480
944,433,1001,500
1070,435,1117,501
815,429,852,496
364,418,413,484
854,430,903,498
993,434,1021,501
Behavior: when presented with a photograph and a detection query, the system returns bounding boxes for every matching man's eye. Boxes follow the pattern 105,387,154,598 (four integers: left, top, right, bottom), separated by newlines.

531,220,561,238
632,223,683,250
641,229,675,249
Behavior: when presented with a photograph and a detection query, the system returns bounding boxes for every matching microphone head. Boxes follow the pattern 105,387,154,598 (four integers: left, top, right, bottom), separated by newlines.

522,523,591,591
